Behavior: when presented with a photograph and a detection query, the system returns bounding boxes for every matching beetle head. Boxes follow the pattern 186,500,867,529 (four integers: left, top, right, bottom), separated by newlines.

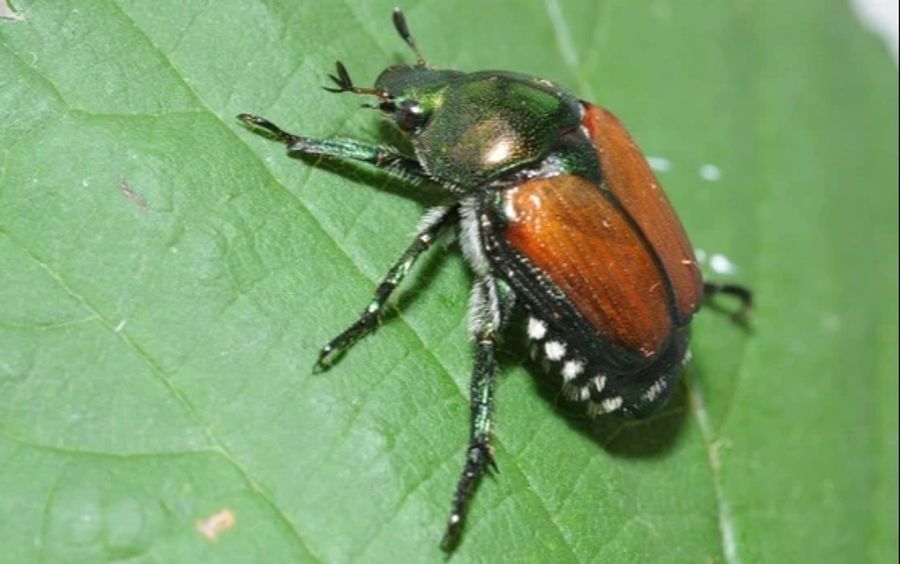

372,65,461,133
323,9,461,135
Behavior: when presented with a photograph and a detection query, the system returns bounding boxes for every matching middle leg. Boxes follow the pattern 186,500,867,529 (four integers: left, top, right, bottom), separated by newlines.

315,206,458,369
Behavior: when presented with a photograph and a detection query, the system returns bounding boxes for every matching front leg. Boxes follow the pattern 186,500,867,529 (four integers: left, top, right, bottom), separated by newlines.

238,114,429,183
441,276,514,551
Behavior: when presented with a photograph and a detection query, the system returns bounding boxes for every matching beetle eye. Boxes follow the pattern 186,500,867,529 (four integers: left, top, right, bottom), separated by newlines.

395,100,424,131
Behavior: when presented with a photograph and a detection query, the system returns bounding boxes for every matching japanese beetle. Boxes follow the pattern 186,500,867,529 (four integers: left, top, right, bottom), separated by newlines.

239,8,752,551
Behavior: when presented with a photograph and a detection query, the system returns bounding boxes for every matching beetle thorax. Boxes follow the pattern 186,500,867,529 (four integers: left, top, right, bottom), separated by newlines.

380,69,583,189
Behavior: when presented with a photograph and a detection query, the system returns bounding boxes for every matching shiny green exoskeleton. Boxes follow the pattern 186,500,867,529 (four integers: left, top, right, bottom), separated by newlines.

375,67,586,186
239,8,752,552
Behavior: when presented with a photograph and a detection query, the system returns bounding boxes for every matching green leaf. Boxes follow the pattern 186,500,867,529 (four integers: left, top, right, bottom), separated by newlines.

1,1,896,562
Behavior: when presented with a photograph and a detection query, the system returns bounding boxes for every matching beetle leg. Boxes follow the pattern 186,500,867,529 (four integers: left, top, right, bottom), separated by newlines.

703,282,753,322
314,206,457,370
238,113,429,183
442,276,513,551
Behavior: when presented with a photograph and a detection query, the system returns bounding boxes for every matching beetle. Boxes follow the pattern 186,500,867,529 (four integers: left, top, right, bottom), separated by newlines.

239,8,752,550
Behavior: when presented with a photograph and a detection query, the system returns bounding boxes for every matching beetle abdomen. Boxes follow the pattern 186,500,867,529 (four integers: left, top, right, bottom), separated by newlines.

525,311,687,417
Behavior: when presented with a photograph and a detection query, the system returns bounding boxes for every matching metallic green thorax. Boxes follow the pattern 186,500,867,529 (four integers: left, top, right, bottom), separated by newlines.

375,67,583,187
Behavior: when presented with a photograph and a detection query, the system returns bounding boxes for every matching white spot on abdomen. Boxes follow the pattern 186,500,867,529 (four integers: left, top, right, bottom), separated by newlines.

562,360,584,382
527,317,547,340
642,378,667,402
601,396,623,412
544,341,566,361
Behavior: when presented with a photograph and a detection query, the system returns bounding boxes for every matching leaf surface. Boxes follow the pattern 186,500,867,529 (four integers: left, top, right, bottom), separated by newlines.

1,1,896,562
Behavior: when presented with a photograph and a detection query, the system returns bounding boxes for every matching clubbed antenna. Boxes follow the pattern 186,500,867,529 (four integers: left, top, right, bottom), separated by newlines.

392,8,426,66
323,61,389,98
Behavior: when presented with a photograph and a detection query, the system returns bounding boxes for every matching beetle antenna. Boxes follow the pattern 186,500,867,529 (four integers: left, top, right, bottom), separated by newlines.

392,8,426,66
323,61,390,98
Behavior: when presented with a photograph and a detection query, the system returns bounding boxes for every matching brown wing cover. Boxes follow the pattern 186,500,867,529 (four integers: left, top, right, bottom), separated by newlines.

582,103,703,323
503,175,672,359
